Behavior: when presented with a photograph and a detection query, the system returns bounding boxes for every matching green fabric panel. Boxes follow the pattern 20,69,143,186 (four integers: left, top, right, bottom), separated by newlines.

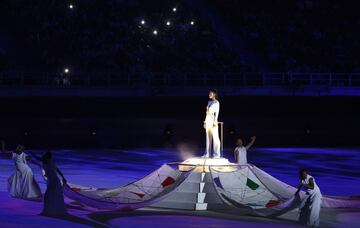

246,178,259,190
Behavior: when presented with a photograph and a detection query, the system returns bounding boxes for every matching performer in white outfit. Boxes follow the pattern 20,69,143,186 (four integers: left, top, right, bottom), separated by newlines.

30,151,67,215
295,169,322,227
202,90,221,158
4,145,42,200
234,136,256,165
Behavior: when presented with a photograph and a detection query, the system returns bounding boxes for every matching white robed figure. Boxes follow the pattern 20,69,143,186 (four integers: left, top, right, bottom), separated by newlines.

203,90,221,158
296,169,322,227
234,136,256,165
6,145,42,200
30,151,67,216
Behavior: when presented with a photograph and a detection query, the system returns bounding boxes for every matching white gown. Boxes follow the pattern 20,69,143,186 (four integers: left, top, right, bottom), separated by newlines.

299,174,322,227
204,99,221,158
8,152,42,200
42,160,66,215
235,146,247,165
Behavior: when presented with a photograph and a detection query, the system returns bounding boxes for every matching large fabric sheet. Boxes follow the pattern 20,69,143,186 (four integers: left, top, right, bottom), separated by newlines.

210,165,288,216
63,162,360,212
210,164,360,217
64,164,190,210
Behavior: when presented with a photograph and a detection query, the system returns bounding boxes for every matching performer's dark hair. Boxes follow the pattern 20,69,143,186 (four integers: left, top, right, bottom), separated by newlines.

299,168,308,175
16,144,25,150
42,151,52,160
209,89,218,99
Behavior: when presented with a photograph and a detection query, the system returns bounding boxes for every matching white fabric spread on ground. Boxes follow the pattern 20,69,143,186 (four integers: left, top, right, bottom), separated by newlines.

210,164,360,217
63,162,360,213
64,164,190,210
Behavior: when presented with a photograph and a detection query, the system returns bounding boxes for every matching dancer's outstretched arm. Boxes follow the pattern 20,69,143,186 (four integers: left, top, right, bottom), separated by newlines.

26,151,44,167
27,151,42,161
245,136,256,150
29,159,42,167
56,167,67,184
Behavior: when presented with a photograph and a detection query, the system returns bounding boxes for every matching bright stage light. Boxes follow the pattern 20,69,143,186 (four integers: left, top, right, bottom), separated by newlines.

183,157,231,166
141,20,145,25
172,7,177,12
64,68,69,73
179,157,238,173
190,20,195,25
153,30,158,35
69,4,74,9
166,21,171,26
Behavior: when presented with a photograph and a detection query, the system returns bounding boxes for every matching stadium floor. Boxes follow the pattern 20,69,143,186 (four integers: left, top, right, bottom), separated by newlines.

0,148,359,227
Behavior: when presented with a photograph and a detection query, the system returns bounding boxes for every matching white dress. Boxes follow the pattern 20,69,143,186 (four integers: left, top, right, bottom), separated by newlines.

204,99,221,158
299,174,322,227
42,160,66,215
235,146,247,165
8,152,42,200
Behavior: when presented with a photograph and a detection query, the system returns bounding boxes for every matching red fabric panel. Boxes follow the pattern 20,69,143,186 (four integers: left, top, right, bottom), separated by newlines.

266,200,281,208
130,192,145,198
161,176,175,187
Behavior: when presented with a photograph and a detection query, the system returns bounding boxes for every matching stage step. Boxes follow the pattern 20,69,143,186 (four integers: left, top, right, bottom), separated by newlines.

151,171,226,211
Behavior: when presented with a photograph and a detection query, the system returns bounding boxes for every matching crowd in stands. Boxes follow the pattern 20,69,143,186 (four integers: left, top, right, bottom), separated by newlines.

1,0,360,74
210,0,360,72
0,0,248,73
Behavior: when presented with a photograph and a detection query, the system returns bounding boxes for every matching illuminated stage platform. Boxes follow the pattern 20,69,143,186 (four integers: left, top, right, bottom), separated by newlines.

178,157,238,173
153,158,238,211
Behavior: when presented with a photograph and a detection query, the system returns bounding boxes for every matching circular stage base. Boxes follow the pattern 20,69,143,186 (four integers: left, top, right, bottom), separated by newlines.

178,157,238,172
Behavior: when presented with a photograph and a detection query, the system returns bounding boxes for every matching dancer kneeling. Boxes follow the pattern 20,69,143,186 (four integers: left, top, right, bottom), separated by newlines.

295,168,322,227
31,151,67,216
3,144,42,200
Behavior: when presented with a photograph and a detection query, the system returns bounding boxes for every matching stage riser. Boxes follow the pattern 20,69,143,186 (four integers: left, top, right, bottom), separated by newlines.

152,171,229,210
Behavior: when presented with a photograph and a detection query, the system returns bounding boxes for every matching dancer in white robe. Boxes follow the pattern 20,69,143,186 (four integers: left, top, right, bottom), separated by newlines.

203,90,221,158
4,145,42,200
234,136,256,165
296,169,322,227
31,151,67,215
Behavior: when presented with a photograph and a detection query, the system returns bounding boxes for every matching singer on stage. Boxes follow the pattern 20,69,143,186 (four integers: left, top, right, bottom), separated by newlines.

203,89,221,158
